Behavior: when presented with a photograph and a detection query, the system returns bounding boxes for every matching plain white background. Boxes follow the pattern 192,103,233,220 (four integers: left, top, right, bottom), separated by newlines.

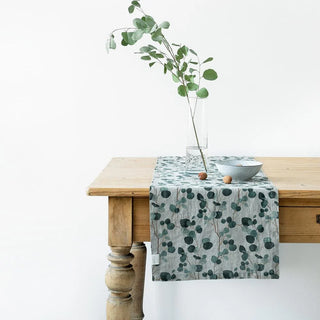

1,0,320,319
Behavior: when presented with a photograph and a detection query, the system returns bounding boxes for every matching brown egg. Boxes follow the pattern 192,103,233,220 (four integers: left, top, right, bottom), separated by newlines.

198,172,207,180
223,175,232,184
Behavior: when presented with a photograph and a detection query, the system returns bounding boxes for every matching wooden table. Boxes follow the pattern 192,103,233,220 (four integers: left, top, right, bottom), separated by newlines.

88,157,320,320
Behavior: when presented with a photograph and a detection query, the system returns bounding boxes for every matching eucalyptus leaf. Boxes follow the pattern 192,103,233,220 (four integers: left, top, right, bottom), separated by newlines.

189,61,198,65
178,85,188,97
177,46,188,57
149,51,157,58
190,48,197,55
187,82,199,91
121,32,129,43
172,73,180,83
149,62,156,67
203,57,213,63
109,36,116,49
144,15,156,29
186,74,196,80
128,5,135,13
189,68,196,73
203,69,218,80
172,43,180,47
181,62,188,72
131,0,140,7
151,28,163,43
181,45,188,55
160,21,170,29
140,46,151,52
133,18,148,30
166,61,173,70
196,87,209,98
121,38,128,46
141,55,151,60
164,65,167,74
132,29,144,41
121,31,136,45
150,24,158,33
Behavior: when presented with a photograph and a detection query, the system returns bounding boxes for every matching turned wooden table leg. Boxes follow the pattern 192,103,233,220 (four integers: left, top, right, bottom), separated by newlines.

106,197,134,320
130,242,147,320
105,246,135,320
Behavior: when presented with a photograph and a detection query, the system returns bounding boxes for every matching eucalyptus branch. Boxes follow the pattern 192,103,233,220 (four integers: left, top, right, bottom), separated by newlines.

110,27,137,35
107,0,218,172
192,55,202,119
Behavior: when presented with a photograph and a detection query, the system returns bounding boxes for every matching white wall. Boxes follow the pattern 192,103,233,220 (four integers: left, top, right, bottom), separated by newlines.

0,0,319,319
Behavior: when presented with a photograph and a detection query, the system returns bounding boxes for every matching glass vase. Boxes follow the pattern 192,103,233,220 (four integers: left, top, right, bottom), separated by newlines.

185,97,208,173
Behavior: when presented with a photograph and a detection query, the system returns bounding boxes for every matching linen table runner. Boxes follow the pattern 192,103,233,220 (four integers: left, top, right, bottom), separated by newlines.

150,156,279,281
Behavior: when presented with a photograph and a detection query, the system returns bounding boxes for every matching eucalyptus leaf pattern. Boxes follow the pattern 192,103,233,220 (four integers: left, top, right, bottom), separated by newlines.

150,156,279,281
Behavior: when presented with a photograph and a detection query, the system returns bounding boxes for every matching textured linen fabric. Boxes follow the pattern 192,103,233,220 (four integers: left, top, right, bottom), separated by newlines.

149,156,279,281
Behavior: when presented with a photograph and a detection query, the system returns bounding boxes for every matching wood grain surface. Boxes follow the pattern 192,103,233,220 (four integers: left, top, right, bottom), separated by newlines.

88,157,320,200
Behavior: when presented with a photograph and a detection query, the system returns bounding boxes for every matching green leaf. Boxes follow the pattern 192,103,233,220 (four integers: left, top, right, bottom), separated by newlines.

196,88,209,98
148,44,157,50
140,46,151,52
172,73,180,83
149,62,156,67
144,15,156,29
109,36,116,49
121,39,128,46
164,65,167,74
190,48,197,55
121,32,136,45
131,0,140,7
178,85,188,97
203,69,218,80
166,61,173,70
132,30,144,41
172,43,180,46
156,53,164,58
184,74,196,82
141,55,151,60
149,51,157,58
181,45,188,55
122,32,129,43
133,18,148,30
159,21,170,29
181,62,188,72
177,46,188,57
203,57,213,63
187,82,199,91
189,68,196,73
151,28,163,43
128,5,135,13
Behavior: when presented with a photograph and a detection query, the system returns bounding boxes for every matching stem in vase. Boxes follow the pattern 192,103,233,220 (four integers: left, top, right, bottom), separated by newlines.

187,99,207,172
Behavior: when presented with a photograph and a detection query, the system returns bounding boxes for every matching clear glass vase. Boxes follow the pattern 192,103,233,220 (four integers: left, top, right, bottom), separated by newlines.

185,97,208,173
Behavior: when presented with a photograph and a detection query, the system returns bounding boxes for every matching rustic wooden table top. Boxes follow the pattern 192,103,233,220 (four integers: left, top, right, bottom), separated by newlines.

88,157,320,201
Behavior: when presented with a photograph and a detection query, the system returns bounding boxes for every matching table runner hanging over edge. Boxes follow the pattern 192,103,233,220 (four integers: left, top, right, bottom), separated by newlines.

149,156,279,281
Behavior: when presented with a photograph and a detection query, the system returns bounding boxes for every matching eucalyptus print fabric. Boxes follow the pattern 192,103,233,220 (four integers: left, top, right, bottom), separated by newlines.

149,156,279,281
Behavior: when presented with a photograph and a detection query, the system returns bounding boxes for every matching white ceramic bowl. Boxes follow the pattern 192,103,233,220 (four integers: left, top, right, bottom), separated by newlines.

215,160,263,181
